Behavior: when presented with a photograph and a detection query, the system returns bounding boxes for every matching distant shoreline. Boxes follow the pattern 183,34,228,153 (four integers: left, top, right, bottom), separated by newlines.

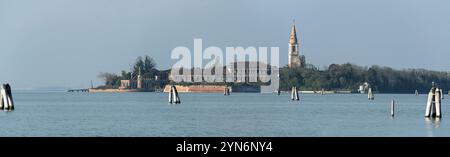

82,87,427,94
11,88,434,94
88,88,154,93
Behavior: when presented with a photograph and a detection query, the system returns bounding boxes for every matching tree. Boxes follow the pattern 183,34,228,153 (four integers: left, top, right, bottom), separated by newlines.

98,72,121,87
279,63,450,93
131,55,157,79
121,70,131,80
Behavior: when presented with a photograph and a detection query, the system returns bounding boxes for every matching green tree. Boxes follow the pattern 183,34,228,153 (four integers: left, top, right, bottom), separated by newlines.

98,72,121,87
131,55,158,79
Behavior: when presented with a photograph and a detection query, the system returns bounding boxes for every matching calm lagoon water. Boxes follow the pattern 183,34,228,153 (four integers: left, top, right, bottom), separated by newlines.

0,91,448,137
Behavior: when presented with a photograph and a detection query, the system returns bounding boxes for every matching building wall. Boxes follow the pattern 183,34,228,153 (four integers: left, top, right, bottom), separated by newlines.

119,79,159,90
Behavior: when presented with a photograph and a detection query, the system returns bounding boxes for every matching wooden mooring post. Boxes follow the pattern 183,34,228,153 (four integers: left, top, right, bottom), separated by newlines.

0,84,14,111
169,85,181,104
291,87,299,101
391,99,395,117
425,84,442,118
368,88,374,100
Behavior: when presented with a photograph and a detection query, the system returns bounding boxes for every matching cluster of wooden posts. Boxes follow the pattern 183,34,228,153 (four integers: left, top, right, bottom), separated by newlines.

425,87,443,118
0,84,14,111
168,85,181,104
224,86,230,96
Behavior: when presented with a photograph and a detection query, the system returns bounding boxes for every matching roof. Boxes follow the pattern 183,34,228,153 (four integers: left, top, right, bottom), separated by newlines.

289,22,298,44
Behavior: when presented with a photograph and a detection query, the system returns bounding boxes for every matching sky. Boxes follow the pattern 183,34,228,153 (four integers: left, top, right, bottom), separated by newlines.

1,0,450,89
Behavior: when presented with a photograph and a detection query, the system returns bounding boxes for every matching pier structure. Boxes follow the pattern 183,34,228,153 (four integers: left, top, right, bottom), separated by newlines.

68,89,89,92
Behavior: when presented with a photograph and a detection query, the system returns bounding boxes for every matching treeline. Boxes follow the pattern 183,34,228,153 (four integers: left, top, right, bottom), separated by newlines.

98,55,450,93
280,63,450,93
97,55,169,89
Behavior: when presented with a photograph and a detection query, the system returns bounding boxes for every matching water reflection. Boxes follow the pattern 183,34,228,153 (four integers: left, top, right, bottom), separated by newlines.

425,118,441,137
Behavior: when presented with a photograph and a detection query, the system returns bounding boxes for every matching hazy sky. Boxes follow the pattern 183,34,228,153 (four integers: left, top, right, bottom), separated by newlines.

1,0,450,89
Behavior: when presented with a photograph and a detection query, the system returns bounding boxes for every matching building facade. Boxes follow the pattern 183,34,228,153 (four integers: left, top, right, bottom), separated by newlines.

169,61,276,84
119,68,159,90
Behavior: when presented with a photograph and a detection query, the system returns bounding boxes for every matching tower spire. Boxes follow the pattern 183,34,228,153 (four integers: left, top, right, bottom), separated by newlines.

290,20,297,44
288,19,302,68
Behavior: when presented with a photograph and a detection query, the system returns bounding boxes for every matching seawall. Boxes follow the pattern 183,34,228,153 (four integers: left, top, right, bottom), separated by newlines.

163,85,227,93
88,88,153,93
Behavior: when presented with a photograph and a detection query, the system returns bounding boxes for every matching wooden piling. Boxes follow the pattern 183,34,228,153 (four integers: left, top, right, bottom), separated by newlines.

425,89,433,117
224,86,227,95
173,85,180,104
168,85,173,103
435,88,442,118
0,84,14,110
5,84,13,110
391,99,395,117
0,85,4,110
291,87,299,101
1,84,8,110
291,87,295,100
368,88,374,100
431,99,436,117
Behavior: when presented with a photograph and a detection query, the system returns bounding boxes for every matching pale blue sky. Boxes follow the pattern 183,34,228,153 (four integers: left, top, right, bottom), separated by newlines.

1,0,449,89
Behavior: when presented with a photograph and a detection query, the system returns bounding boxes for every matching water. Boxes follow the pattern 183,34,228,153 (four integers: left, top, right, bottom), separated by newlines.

0,91,448,137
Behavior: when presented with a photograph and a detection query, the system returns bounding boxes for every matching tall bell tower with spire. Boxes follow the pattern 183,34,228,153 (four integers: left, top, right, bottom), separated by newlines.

288,20,305,68
137,67,143,89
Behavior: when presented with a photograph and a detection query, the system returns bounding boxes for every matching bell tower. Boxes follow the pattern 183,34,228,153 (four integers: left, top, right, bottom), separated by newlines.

288,20,304,68
137,67,143,89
